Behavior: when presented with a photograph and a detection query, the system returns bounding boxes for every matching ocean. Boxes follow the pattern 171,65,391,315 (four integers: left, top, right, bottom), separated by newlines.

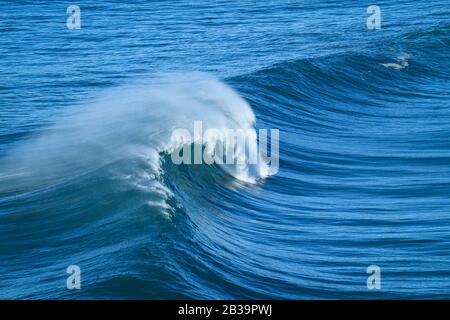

0,0,449,299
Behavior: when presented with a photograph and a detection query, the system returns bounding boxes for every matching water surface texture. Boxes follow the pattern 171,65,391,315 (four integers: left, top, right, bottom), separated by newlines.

0,1,449,299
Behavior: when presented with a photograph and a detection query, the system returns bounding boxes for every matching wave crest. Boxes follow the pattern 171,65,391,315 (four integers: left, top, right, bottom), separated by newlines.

0,73,269,201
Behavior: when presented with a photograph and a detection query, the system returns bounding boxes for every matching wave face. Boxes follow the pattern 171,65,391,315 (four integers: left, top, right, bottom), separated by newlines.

1,1,450,299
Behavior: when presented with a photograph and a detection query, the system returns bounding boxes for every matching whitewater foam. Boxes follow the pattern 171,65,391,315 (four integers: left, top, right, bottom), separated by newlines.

0,73,270,196
382,53,410,70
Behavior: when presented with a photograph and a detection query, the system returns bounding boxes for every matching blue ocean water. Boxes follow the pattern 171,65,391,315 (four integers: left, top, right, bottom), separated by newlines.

0,0,449,299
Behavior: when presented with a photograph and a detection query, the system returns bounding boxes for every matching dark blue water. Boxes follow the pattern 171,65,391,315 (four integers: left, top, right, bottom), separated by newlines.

0,0,449,299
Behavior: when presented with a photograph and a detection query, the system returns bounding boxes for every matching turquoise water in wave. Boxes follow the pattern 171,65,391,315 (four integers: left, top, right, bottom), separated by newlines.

0,1,449,299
